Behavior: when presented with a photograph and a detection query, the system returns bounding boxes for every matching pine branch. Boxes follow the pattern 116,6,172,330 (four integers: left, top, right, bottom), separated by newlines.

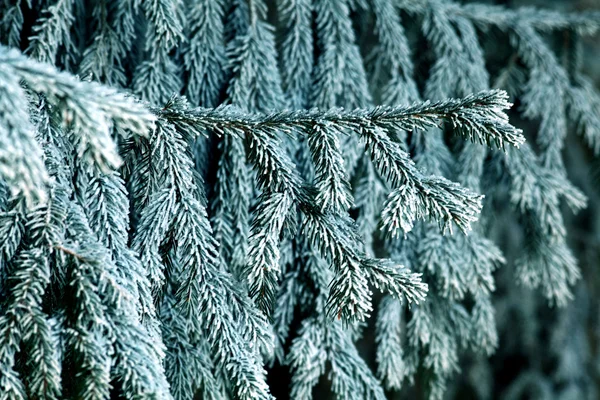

1,46,155,171
312,0,372,109
567,75,600,155
399,0,600,35
79,1,138,87
184,0,227,107
0,0,25,47
26,0,76,64
376,296,407,390
277,0,313,109
133,0,184,104
0,68,49,206
369,0,419,105
130,118,274,399
160,89,524,150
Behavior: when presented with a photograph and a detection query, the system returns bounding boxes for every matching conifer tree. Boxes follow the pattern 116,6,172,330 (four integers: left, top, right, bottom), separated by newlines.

0,1,599,399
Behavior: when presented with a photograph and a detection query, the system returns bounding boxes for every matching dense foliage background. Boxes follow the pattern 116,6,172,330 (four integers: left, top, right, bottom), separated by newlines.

0,0,599,399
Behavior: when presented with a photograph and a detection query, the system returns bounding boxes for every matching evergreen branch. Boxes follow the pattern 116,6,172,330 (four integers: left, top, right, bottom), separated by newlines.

312,0,372,109
130,118,274,399
272,267,300,363
516,232,580,307
161,292,226,400
287,254,387,398
369,0,419,105
160,89,524,150
64,203,173,399
161,90,518,238
470,296,498,355
277,0,313,108
0,173,68,399
1,250,61,399
300,209,372,321
226,19,287,112
369,0,414,78
81,170,161,338
511,24,569,171
210,134,249,273
0,0,25,47
566,76,600,155
245,126,302,194
363,126,483,235
0,47,155,138
0,204,25,263
0,69,49,206
362,259,428,304
328,325,387,400
307,122,353,213
26,0,76,64
502,144,586,305
79,1,137,87
133,0,183,104
221,7,292,317
399,0,600,35
287,317,327,399
375,297,407,390
245,191,294,314
184,0,227,107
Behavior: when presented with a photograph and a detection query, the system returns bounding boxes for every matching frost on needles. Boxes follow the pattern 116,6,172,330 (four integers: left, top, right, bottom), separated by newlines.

0,0,599,399
0,44,520,398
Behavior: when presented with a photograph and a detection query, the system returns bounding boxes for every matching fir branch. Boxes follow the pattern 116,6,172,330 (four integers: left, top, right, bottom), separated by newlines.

328,324,387,400
307,122,354,213
26,0,76,65
287,317,328,399
0,0,25,48
226,18,286,112
516,232,580,307
130,119,274,399
502,144,586,305
221,6,291,315
63,203,173,399
286,253,388,399
277,0,313,109
245,191,294,314
399,0,600,35
133,0,184,104
1,46,155,170
353,160,387,253
80,170,161,338
210,134,250,275
362,259,428,304
79,0,139,87
160,89,524,150
272,267,301,363
0,69,49,206
511,24,569,171
368,0,418,105
1,250,61,399
312,0,372,109
300,209,373,321
364,126,483,235
161,90,521,238
184,0,227,107
470,296,498,355
566,75,600,155
375,296,407,390
161,290,226,400
0,202,25,263
0,160,69,400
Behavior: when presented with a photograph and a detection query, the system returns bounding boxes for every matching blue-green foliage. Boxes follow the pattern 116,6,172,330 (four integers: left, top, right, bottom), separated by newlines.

0,0,599,399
